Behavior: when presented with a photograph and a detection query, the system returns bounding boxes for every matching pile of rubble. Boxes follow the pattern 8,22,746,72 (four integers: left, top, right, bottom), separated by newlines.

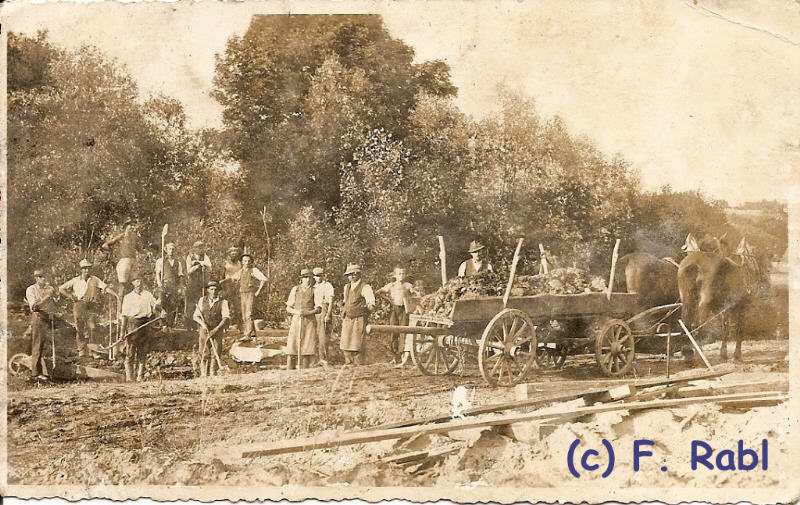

417,268,608,318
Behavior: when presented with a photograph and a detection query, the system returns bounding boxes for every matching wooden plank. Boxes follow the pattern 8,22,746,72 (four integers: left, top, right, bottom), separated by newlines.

514,366,734,401
677,380,788,398
366,368,735,434
238,390,782,458
73,365,124,382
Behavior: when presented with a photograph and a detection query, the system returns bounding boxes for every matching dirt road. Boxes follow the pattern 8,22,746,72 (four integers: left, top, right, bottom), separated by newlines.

7,339,789,487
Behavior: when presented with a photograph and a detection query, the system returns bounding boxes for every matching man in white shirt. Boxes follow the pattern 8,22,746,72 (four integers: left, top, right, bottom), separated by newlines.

376,266,416,366
231,253,267,339
312,267,335,365
59,259,118,356
26,269,59,378
458,240,494,278
119,276,161,382
340,264,375,366
193,280,231,377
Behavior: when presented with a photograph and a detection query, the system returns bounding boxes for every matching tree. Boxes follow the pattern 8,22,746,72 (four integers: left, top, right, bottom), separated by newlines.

212,15,457,233
7,32,221,296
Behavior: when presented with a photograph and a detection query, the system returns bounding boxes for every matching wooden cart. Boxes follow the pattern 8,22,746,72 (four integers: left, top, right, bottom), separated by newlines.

369,293,683,387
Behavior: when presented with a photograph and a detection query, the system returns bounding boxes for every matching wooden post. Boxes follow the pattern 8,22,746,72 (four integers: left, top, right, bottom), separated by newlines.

538,244,549,274
437,236,447,286
606,239,621,301
679,319,713,371
503,238,524,308
666,328,671,378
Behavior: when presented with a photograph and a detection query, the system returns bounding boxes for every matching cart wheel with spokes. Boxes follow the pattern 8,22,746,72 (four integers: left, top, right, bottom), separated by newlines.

479,308,537,387
9,353,32,376
595,318,635,377
410,321,459,376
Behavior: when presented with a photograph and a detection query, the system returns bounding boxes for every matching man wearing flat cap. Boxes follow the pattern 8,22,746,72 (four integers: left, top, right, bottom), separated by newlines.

458,240,494,278
155,242,184,328
286,269,322,370
231,253,267,339
59,259,118,356
185,241,212,329
26,269,59,378
312,267,334,365
119,274,160,382
193,280,231,377
340,264,375,366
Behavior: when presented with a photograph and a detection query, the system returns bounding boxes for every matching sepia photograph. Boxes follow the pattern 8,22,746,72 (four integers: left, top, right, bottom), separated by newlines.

2,0,797,502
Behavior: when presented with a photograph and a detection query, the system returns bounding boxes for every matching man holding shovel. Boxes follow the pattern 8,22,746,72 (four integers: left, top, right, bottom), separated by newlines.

193,280,231,377
26,269,59,379
119,275,161,382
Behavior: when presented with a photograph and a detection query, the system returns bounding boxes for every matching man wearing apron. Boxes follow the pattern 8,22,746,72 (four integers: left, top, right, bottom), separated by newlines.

155,242,184,328
340,264,375,366
285,269,321,369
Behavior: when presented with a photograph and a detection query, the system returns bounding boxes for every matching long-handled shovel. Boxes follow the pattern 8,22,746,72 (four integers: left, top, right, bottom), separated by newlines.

208,336,231,376
100,316,164,351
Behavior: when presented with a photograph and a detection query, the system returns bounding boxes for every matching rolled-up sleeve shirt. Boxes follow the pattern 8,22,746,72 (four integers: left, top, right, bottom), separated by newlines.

344,280,375,308
186,253,212,274
26,284,57,312
59,276,107,300
314,281,334,307
121,290,157,318
193,297,230,326
286,286,324,310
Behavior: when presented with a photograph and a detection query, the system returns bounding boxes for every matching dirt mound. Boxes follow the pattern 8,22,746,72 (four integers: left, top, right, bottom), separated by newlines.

417,268,608,317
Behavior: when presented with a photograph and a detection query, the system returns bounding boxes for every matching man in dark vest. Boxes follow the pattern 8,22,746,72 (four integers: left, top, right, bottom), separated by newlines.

286,269,322,370
59,259,118,356
193,280,231,377
185,241,212,329
231,253,267,339
220,245,242,328
458,240,494,277
340,264,375,366
155,242,184,328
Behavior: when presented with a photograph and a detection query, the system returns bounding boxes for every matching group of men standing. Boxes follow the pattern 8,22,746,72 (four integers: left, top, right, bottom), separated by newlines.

23,217,494,381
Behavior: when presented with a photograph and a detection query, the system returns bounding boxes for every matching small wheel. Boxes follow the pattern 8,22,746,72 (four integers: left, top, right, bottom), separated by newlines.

410,322,459,376
9,354,31,376
479,309,537,387
595,319,635,377
535,344,567,369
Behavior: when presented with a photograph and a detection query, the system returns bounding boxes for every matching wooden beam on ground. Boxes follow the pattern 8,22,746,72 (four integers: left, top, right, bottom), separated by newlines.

365,368,734,434
73,365,124,382
677,380,788,398
237,390,783,458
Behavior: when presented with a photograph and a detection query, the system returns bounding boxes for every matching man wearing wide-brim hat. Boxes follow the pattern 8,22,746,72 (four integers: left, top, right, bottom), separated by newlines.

59,259,119,357
231,252,268,339
25,269,59,378
458,240,494,278
340,263,376,366
285,269,322,369
192,280,231,377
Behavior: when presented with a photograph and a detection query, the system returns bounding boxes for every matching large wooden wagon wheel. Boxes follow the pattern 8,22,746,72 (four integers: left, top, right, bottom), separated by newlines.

594,318,635,377
478,309,537,387
410,321,459,376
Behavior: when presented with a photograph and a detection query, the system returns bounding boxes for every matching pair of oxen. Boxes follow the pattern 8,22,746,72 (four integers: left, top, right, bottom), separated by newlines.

619,236,770,362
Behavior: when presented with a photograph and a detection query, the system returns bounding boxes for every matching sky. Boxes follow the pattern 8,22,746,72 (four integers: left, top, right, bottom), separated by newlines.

5,0,800,205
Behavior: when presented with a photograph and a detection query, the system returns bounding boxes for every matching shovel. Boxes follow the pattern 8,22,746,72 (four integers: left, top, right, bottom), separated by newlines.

208,335,232,376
